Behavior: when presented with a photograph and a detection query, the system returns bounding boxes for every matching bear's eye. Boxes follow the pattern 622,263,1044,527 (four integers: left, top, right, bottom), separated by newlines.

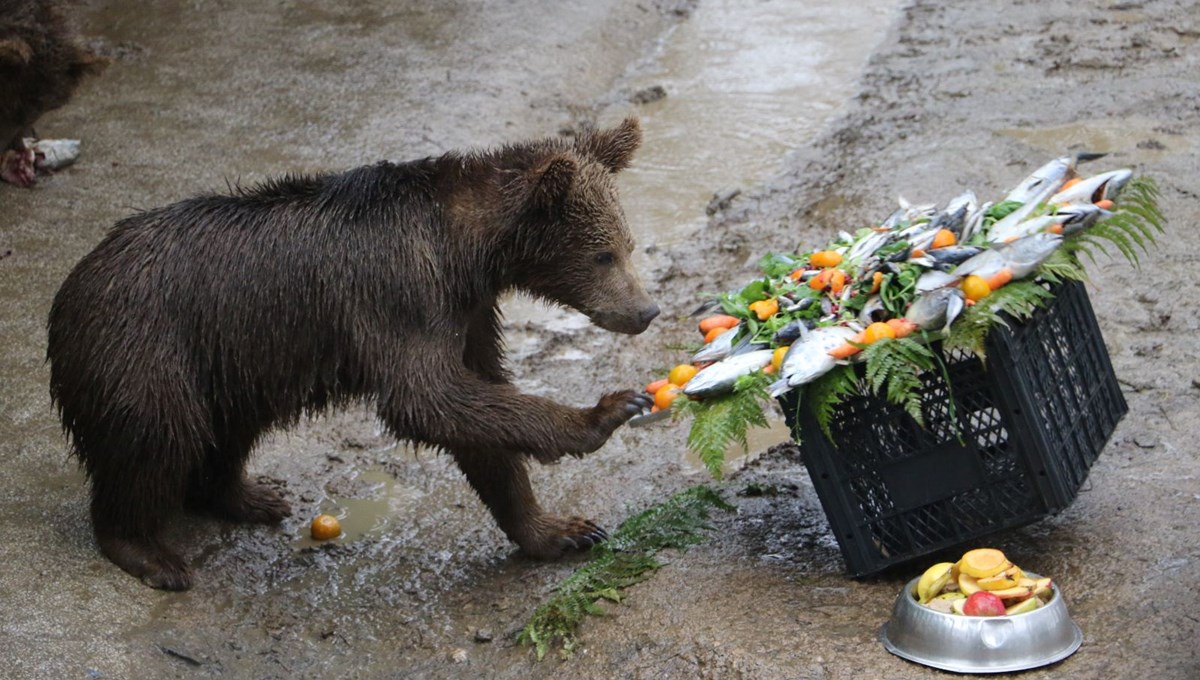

593,252,615,266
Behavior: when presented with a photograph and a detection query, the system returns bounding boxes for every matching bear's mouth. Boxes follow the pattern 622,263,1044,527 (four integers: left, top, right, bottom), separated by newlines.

587,307,658,335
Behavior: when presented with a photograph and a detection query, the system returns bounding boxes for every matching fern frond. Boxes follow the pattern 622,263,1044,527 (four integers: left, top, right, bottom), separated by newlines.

676,372,771,479
519,486,733,659
1036,246,1088,285
944,281,1053,359
806,364,860,443
861,338,937,425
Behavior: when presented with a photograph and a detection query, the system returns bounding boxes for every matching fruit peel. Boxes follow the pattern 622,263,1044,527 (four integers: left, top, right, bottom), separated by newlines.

960,548,1010,578
1005,597,1042,616
916,561,956,603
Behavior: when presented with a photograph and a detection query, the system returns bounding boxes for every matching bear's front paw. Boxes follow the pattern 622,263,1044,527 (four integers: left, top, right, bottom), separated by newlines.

516,515,608,559
581,389,653,450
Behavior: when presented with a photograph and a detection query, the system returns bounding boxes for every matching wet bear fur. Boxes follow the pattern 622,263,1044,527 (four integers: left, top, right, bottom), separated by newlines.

47,118,658,590
0,0,107,182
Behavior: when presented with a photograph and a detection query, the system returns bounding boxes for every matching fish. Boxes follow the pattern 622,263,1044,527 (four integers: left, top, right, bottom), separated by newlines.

782,296,818,313
691,325,739,363
926,192,975,236
768,326,859,397
1004,153,1106,204
1004,156,1074,204
858,295,889,325
996,232,1063,279
912,245,985,271
847,229,892,261
1054,203,1112,235
955,233,1062,289
987,177,1067,243
1049,168,1133,205
773,318,816,345
960,200,992,243
683,349,775,398
904,287,966,334
916,269,963,293
989,214,1066,243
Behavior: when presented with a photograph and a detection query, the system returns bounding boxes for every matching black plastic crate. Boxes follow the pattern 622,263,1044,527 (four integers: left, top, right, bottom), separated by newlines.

780,281,1127,577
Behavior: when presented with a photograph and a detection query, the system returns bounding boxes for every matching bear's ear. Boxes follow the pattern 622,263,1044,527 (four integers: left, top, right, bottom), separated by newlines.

528,155,576,207
0,38,33,66
576,117,641,173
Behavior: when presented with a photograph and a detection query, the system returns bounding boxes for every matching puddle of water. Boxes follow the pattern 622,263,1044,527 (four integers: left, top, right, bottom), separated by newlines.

997,117,1192,164
292,468,414,548
505,0,899,326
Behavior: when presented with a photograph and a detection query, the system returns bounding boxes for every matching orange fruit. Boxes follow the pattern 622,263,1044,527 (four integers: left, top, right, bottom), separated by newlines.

311,514,341,540
863,322,896,344
931,229,957,249
748,298,779,320
829,269,847,294
962,275,992,302
668,364,699,387
809,268,833,291
772,345,790,372
654,383,681,411
810,250,843,268
704,326,728,343
645,378,670,395
698,315,739,334
870,271,884,294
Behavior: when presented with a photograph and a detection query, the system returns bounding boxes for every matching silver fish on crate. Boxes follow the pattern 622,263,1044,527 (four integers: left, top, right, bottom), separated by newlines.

773,318,816,345
859,295,889,325
905,287,966,334
1003,153,1106,204
917,269,963,293
692,325,739,363
1055,203,1112,235
1050,168,1132,205
684,349,775,398
988,178,1067,243
768,326,859,397
955,233,1063,283
912,245,985,271
996,233,1063,279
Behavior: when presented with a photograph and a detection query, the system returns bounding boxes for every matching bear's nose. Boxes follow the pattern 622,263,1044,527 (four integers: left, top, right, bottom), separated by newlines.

638,303,661,326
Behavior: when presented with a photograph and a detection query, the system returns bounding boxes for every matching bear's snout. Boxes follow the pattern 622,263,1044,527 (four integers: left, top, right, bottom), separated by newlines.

637,303,660,328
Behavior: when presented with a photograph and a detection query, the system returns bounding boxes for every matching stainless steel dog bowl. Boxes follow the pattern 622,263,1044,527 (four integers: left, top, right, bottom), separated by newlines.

879,573,1083,673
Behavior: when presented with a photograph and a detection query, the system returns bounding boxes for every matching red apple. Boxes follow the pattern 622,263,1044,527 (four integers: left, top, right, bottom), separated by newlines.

962,591,1006,616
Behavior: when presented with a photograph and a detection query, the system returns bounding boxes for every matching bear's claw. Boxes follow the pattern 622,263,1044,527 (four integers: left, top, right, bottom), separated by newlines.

519,514,609,559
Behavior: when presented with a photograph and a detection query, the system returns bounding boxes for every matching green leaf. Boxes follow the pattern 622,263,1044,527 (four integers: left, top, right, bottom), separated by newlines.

860,337,937,425
806,364,860,443
518,486,734,659
678,371,772,478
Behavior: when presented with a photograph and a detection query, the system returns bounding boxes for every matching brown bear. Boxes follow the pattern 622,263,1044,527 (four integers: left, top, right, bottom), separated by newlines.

47,117,659,590
1,0,108,186
0,0,106,185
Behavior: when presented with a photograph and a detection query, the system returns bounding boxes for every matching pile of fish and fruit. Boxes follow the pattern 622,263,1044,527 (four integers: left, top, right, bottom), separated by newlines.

913,548,1054,617
637,155,1153,420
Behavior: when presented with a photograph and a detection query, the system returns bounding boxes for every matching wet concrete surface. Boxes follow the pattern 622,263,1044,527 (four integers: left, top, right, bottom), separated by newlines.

1,0,1198,678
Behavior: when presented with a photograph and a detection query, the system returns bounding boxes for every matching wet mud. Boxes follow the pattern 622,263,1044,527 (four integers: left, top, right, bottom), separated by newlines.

1,0,1198,678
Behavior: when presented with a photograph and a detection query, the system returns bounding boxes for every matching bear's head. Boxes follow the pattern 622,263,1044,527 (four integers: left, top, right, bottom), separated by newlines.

503,117,659,335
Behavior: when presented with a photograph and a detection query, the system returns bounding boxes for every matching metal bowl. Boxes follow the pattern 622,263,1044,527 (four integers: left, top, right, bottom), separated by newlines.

879,573,1083,674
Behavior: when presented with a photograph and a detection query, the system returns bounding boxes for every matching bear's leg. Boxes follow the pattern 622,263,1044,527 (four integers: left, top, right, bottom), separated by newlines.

451,448,607,559
90,464,193,591
188,436,290,524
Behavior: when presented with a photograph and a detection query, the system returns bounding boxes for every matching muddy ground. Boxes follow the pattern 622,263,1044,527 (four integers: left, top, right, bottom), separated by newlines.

1,0,1198,678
